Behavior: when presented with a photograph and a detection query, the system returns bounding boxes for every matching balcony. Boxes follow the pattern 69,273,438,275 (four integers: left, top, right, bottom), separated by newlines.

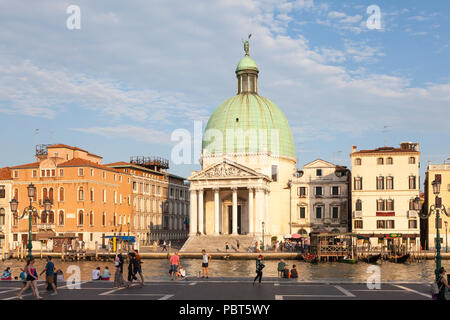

407,210,418,218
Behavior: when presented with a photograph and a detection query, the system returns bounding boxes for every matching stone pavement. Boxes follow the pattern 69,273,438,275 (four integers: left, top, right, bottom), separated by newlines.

0,278,446,300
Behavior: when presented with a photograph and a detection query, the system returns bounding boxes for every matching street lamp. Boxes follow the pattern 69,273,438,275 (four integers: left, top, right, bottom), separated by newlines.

10,183,51,259
414,177,449,280
127,222,130,254
262,221,265,251
445,221,448,253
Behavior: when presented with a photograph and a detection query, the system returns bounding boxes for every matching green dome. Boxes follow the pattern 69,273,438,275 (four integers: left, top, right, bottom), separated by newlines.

236,56,258,72
202,94,296,159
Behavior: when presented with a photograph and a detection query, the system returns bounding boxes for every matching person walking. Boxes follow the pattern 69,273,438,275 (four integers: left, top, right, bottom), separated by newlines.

40,256,57,295
201,249,211,279
435,267,450,300
277,259,286,278
134,249,144,288
162,240,167,252
127,252,139,287
169,251,180,280
253,255,265,285
17,258,42,300
225,242,229,253
114,253,125,288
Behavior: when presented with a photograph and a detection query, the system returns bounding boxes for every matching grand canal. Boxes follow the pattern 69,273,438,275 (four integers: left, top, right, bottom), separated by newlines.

1,258,448,282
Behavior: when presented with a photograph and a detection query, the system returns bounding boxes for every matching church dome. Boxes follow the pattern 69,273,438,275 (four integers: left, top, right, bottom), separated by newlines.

202,40,296,160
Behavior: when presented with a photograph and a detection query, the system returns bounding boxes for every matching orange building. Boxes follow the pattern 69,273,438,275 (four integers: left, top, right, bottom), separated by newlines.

9,144,132,251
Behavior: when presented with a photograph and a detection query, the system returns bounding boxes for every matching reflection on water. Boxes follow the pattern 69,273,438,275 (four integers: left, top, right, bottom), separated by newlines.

0,258,447,282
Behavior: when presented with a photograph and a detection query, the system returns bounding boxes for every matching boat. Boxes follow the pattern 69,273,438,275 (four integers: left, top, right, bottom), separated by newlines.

359,254,381,264
338,258,357,264
389,253,410,263
301,253,318,264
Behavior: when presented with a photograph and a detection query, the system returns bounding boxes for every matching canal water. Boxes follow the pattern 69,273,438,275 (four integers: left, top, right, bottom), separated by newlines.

1,258,447,282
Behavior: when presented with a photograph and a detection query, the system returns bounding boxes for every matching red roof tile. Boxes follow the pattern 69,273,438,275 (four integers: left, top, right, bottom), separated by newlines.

10,162,40,169
352,147,419,155
0,167,11,180
58,158,126,174
47,144,89,153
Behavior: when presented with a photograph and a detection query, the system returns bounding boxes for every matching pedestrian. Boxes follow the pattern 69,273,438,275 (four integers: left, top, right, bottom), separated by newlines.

127,252,139,287
277,259,286,278
236,240,240,250
201,249,211,279
134,249,144,288
225,242,229,253
162,240,167,252
253,255,265,285
40,256,57,295
169,251,180,281
114,253,125,288
435,267,450,300
17,258,42,300
290,264,298,279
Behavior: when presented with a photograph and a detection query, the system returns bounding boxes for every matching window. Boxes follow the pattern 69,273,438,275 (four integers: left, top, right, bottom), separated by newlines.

0,208,5,225
51,169,55,177
355,158,361,165
59,210,64,225
386,199,394,211
377,158,384,165
316,169,322,177
409,176,416,189
46,169,50,177
102,212,106,226
78,168,84,176
49,211,54,224
78,187,84,201
32,170,37,178
409,198,415,210
386,157,393,165
59,169,64,177
315,206,323,219
90,169,94,176
299,207,306,219
41,211,47,223
377,220,394,229
377,199,385,211
386,176,394,190
89,211,94,225
354,177,363,190
0,186,5,198
355,199,362,211
43,188,48,201
41,170,45,177
376,176,384,190
409,157,416,164
332,207,339,219
78,210,84,225
332,186,340,196
354,220,363,229
90,188,94,201
271,165,278,182
133,182,137,192
315,186,323,196
114,191,117,204
103,189,106,203
113,214,116,226
298,187,307,197
59,187,64,202
13,170,18,178
408,220,417,229
48,188,54,203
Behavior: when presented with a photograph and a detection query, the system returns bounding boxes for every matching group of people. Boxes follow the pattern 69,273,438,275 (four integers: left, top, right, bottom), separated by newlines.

277,259,298,279
113,249,144,288
15,256,59,299
91,266,111,280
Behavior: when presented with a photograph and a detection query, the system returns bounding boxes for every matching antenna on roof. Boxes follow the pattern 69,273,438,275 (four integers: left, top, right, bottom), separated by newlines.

382,125,390,147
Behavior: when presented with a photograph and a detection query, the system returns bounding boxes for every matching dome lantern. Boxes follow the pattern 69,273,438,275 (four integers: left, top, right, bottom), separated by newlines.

236,35,259,94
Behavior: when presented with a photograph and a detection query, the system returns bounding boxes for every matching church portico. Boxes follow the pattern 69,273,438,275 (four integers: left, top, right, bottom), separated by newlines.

188,160,270,237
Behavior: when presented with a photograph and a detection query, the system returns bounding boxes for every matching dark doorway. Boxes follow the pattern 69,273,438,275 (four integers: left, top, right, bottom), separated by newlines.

228,205,242,234
21,234,28,247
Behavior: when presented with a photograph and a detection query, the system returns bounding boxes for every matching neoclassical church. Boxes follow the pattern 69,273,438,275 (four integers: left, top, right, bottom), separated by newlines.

184,40,299,250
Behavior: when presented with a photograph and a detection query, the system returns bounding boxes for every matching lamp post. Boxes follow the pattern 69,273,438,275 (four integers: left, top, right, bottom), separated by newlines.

262,221,265,252
10,183,52,259
127,222,130,254
445,221,448,253
414,176,449,280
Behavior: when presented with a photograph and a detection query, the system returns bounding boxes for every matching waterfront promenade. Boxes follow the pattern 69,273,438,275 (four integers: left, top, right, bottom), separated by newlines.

0,278,445,300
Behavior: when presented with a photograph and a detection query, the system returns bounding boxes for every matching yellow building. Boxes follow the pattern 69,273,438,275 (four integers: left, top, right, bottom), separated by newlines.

424,161,450,250
350,142,421,249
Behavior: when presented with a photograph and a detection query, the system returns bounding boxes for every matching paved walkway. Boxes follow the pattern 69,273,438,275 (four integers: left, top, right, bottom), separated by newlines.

0,278,446,300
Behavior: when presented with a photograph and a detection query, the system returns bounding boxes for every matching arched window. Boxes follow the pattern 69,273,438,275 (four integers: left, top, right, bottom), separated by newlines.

377,158,384,165
0,208,5,225
41,211,47,223
90,188,94,201
49,210,54,224
59,210,64,225
43,188,48,201
59,187,64,202
78,210,84,225
355,199,362,211
78,187,84,201
386,157,393,165
49,188,54,203
102,212,106,226
409,157,416,164
355,158,361,165
89,211,94,225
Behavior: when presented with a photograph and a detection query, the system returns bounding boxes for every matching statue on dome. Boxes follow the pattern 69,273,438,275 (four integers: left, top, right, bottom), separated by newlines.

243,34,251,56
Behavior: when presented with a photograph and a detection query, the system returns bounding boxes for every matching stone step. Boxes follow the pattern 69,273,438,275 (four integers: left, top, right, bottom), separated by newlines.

180,235,258,253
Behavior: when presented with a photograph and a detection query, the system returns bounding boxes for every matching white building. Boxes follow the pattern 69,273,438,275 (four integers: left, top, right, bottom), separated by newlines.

350,142,421,249
0,167,12,251
291,159,350,236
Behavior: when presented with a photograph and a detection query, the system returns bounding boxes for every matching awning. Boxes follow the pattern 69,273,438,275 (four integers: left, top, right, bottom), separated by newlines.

104,236,135,243
36,231,56,240
283,234,291,239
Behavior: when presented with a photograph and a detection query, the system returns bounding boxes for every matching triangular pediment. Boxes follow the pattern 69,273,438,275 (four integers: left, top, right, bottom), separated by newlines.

303,158,336,168
188,159,269,181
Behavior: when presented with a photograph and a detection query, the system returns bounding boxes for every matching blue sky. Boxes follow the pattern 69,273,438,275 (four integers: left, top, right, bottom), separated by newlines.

0,0,449,187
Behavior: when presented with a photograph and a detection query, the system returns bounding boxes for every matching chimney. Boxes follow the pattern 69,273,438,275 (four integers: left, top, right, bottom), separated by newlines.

351,146,357,153
413,142,419,151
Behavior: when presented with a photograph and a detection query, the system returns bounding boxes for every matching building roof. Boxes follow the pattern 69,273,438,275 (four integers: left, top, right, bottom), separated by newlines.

10,162,40,169
58,158,125,174
236,55,258,72
0,167,11,180
47,144,103,159
351,147,419,156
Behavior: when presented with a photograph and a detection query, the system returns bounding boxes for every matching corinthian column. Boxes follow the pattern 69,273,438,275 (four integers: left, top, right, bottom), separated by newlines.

189,190,197,236
232,187,238,235
214,188,220,235
248,188,254,234
198,189,204,235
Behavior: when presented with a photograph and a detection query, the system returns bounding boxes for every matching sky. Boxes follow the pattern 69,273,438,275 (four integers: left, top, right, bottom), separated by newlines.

0,0,449,188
